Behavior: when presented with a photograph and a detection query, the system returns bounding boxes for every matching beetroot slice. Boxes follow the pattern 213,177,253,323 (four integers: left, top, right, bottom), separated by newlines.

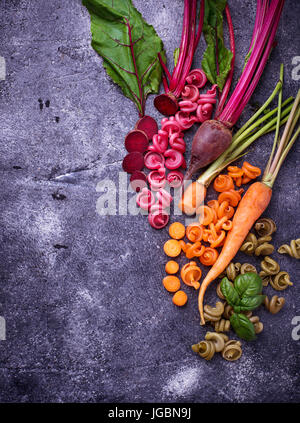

154,93,179,116
135,116,158,140
130,171,147,192
125,130,149,153
122,152,144,174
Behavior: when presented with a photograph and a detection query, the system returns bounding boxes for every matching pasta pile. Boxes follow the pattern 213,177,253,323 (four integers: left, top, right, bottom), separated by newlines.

192,332,242,361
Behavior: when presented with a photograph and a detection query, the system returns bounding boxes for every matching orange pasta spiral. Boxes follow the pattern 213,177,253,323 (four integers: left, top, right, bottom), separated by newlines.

200,247,219,266
186,223,203,243
242,161,261,179
213,174,234,192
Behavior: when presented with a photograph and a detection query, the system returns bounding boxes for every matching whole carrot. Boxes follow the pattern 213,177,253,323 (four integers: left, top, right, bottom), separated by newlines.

198,182,272,324
198,80,300,325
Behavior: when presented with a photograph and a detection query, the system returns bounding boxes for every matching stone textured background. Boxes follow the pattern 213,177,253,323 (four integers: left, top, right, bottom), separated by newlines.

0,0,299,403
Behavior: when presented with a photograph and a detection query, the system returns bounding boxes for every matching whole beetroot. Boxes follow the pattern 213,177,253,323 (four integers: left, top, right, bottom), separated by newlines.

184,120,232,180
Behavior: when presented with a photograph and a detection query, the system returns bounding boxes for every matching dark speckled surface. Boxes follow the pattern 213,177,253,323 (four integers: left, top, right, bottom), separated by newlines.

0,0,299,403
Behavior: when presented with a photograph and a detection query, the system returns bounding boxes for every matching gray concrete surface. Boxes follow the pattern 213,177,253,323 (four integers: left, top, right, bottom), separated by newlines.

0,0,299,403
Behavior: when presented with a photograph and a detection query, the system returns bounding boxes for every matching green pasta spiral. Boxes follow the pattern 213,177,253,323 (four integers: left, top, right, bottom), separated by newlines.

192,340,216,360
270,271,293,291
222,340,242,361
204,301,224,322
255,217,277,237
278,238,300,259
214,318,231,333
240,233,258,255
240,263,257,274
249,316,263,334
260,256,280,275
264,295,285,314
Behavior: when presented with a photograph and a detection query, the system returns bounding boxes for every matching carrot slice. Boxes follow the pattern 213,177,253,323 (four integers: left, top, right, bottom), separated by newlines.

172,290,188,306
163,275,181,292
163,239,181,257
169,222,186,240
165,260,179,274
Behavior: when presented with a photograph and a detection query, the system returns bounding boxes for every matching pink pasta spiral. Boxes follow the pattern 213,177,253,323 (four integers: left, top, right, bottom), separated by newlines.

136,187,155,210
186,69,207,88
181,84,199,102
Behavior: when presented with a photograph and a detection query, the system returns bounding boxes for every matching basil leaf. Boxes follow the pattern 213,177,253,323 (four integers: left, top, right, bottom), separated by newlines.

220,277,240,306
234,272,263,298
230,313,256,341
237,295,266,311
83,0,166,115
201,0,233,92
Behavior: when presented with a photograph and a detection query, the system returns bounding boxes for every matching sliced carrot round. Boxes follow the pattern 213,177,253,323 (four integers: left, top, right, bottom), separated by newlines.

165,260,179,274
163,239,181,257
172,290,188,306
168,222,186,240
163,275,181,292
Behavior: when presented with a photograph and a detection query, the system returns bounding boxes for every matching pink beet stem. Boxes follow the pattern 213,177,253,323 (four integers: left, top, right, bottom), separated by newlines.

193,0,205,54
219,0,284,124
230,1,284,125
215,4,235,118
162,75,169,92
174,0,198,98
248,0,268,54
170,0,190,91
158,52,172,84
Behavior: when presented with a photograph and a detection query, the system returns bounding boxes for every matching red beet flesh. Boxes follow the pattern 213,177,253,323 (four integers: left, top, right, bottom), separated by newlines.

125,130,149,153
122,152,144,174
184,120,232,180
154,93,179,116
135,116,158,141
130,171,147,192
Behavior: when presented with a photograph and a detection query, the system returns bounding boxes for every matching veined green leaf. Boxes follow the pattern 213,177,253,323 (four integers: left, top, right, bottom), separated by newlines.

230,313,256,341
201,0,233,92
83,0,166,116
